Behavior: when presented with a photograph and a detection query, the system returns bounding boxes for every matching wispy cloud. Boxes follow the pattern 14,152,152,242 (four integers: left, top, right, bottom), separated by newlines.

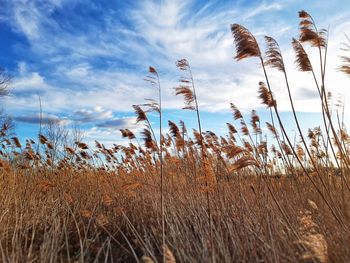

3,0,289,113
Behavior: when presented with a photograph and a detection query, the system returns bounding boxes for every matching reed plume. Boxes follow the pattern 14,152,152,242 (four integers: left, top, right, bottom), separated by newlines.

298,10,327,48
11,137,21,148
224,144,245,159
250,110,261,135
120,129,136,140
226,123,237,135
230,103,243,120
292,38,313,72
175,63,195,111
339,35,350,76
168,121,184,152
258,82,275,108
230,24,261,60
133,105,148,123
264,36,285,71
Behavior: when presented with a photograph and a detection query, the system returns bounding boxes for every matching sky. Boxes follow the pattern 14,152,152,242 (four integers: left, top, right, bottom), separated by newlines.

0,0,350,146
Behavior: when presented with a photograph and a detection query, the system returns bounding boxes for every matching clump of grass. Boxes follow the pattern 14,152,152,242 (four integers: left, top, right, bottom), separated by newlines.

296,209,328,263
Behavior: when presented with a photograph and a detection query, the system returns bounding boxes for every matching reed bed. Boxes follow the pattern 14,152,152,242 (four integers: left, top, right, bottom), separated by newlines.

0,10,350,262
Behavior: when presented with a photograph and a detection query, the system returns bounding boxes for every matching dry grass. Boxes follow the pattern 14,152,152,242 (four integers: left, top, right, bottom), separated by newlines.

0,162,349,262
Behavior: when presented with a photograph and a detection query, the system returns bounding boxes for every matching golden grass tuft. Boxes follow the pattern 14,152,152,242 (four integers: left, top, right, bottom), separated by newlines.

297,211,328,263
163,245,176,263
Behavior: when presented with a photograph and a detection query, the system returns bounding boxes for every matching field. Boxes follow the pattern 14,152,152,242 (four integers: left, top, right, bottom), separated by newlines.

0,10,350,263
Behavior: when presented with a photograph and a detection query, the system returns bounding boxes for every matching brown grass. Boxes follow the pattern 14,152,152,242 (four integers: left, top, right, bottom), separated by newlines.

0,164,349,262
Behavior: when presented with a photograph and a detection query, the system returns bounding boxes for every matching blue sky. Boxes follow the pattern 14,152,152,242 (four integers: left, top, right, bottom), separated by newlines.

0,0,350,146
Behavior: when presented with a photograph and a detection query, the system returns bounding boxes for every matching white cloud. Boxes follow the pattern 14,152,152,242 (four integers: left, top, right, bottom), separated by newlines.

73,107,113,122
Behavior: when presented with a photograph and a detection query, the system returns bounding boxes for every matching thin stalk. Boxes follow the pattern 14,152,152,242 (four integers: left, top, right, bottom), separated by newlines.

154,71,165,262
36,96,42,156
187,65,214,263
259,56,345,227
